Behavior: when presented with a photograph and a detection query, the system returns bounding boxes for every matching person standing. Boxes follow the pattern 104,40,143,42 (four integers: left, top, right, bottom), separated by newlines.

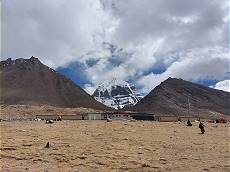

199,122,205,134
187,119,192,126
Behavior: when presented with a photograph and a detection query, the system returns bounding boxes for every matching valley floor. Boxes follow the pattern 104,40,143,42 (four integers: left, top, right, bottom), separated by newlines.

0,121,229,172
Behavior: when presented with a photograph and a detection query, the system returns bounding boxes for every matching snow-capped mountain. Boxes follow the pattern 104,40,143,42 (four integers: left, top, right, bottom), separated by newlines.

92,79,143,109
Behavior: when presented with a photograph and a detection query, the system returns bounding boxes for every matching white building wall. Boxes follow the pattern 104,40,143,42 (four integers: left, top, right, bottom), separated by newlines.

88,113,102,120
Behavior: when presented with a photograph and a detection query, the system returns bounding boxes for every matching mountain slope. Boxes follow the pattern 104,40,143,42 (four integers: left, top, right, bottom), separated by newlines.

92,79,142,109
129,78,230,117
0,57,109,110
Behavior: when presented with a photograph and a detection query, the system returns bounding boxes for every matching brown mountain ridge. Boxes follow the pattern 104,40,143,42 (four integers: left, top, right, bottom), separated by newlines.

128,78,230,118
0,57,109,110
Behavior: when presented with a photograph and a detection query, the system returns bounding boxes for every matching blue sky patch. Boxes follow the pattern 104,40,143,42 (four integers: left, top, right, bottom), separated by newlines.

196,79,218,87
56,62,89,88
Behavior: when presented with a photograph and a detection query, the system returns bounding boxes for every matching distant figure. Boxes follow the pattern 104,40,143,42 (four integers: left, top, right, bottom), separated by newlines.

57,116,62,121
199,122,205,134
187,120,192,126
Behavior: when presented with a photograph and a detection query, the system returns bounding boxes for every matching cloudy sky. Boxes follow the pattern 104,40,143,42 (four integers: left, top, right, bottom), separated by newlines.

1,0,229,94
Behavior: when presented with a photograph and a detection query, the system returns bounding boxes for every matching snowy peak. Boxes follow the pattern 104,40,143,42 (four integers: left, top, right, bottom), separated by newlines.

96,79,131,96
92,79,142,109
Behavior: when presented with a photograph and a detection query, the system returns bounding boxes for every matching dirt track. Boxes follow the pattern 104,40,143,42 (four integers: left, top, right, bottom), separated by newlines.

0,121,229,172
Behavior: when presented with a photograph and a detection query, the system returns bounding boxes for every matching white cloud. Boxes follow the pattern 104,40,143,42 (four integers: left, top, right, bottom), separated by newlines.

211,80,230,92
166,15,199,25
102,0,227,53
137,46,229,94
2,0,118,68
2,0,228,94
83,37,165,87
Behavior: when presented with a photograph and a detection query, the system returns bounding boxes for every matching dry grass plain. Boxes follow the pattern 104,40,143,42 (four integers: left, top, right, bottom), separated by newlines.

0,120,229,172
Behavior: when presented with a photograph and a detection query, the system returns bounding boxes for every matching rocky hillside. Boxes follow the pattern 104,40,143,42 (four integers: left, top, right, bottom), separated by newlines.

0,57,109,110
92,79,142,109
129,78,230,117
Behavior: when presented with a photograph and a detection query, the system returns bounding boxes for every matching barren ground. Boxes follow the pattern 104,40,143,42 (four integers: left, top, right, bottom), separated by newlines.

0,105,100,120
0,121,229,172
